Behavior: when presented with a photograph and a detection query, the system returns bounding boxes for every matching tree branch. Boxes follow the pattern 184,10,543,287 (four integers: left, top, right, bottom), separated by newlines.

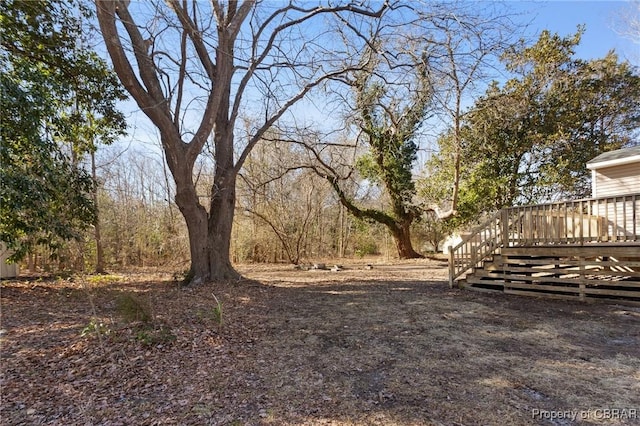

231,2,390,173
95,0,175,136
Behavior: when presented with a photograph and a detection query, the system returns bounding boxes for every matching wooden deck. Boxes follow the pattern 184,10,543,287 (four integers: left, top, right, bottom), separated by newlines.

449,194,640,304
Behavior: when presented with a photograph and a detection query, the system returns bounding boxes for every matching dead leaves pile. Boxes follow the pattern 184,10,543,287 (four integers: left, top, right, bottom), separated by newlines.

1,262,639,425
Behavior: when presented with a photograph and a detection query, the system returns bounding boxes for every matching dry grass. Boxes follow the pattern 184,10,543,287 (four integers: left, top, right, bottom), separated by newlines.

1,258,639,425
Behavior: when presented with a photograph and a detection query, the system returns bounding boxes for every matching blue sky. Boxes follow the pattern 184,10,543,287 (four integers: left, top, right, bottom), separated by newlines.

508,1,638,65
106,1,639,160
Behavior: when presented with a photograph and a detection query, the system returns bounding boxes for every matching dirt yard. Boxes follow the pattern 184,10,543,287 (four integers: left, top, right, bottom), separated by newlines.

1,258,639,425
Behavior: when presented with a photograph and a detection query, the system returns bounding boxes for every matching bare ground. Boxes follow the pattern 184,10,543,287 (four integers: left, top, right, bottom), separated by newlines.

1,258,639,425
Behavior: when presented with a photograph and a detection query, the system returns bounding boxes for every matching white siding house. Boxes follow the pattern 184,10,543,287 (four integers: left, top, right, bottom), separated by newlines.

586,146,640,198
586,146,640,240
1,242,19,279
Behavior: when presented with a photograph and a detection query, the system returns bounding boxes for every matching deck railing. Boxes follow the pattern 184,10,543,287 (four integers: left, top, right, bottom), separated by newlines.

449,193,640,287
447,210,505,287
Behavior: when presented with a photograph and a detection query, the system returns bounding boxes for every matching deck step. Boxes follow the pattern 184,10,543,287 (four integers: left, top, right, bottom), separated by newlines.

463,276,505,291
463,241,640,300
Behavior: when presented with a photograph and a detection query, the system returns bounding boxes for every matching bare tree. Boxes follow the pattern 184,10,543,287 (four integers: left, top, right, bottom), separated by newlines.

95,0,388,283
612,0,640,44
319,46,431,259
238,138,318,264
269,2,518,258
97,148,188,269
416,3,516,218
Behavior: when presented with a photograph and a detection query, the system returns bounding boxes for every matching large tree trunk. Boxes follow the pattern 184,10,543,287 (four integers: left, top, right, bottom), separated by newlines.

390,219,423,259
172,159,210,284
202,36,241,282
208,170,240,280
174,163,239,284
176,194,209,284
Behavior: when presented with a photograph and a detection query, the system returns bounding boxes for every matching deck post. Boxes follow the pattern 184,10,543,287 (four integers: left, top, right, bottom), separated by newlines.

448,246,455,288
579,256,586,302
501,208,509,248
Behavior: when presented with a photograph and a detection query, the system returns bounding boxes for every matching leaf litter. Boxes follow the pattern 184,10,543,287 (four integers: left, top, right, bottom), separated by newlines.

1,259,639,425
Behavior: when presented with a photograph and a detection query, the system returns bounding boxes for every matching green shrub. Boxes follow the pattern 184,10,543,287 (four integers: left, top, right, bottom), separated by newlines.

354,241,379,257
116,292,152,323
81,318,111,337
87,274,122,285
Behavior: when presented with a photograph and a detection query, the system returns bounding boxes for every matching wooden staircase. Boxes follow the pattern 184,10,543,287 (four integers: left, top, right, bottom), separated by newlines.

449,194,640,305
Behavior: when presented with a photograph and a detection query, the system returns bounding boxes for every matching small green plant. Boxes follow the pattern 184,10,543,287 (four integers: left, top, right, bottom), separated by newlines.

79,275,109,348
211,293,223,326
81,318,111,337
116,292,152,323
135,325,176,346
195,293,224,327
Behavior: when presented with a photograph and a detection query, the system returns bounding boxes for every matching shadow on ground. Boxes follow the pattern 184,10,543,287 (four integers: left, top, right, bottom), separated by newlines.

1,265,639,425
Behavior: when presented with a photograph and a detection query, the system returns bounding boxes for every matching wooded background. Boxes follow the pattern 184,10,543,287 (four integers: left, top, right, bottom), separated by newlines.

2,0,639,275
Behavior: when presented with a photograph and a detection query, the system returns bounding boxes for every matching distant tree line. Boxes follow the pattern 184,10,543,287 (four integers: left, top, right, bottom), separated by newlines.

1,0,638,277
